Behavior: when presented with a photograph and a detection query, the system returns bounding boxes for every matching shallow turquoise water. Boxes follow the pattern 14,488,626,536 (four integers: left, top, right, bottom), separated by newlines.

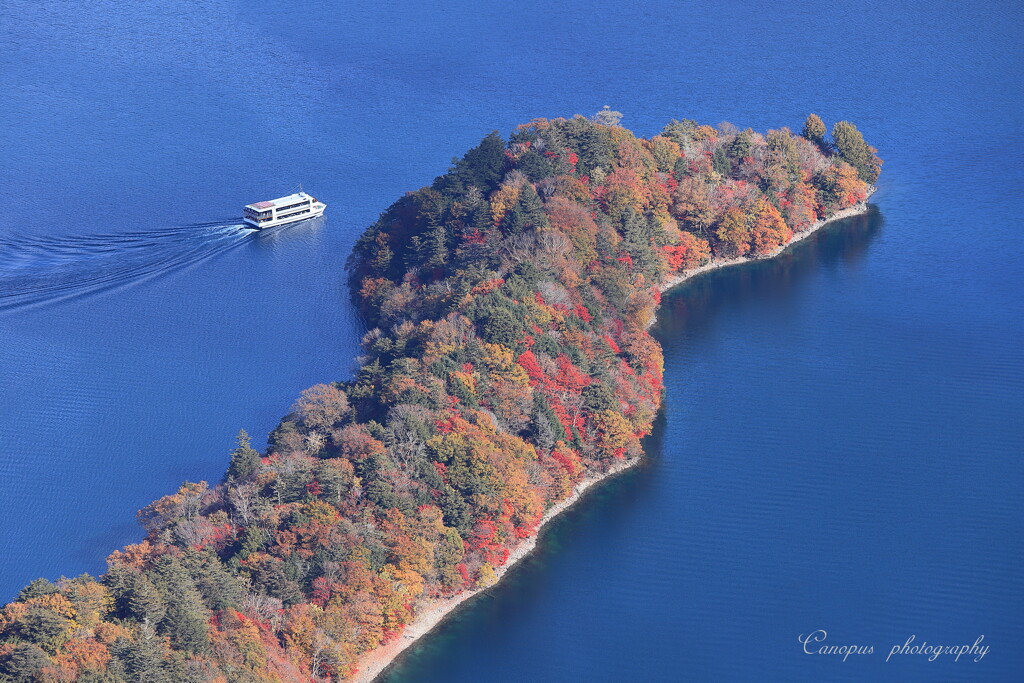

1,0,1021,680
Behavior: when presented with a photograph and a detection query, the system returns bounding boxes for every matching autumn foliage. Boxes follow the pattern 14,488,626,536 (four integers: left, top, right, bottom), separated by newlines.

0,112,877,681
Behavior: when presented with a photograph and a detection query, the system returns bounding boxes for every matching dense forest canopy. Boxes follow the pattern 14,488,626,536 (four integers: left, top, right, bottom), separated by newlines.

0,113,878,682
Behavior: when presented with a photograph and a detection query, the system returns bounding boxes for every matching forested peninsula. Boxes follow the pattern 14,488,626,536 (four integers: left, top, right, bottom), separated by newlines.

0,112,880,682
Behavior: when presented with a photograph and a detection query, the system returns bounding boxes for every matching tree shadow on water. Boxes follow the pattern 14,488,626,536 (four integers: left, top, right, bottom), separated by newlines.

653,204,884,350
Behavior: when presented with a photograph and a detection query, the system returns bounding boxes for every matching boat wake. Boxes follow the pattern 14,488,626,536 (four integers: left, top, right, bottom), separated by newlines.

0,221,258,312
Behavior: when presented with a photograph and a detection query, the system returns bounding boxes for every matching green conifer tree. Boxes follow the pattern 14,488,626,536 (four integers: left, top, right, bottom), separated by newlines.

712,145,731,176
0,644,51,682
503,183,549,235
114,622,171,683
831,121,882,183
729,128,754,159
154,558,210,655
126,574,166,625
226,429,260,482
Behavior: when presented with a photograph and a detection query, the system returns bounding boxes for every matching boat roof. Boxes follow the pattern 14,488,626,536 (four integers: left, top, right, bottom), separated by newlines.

245,192,312,210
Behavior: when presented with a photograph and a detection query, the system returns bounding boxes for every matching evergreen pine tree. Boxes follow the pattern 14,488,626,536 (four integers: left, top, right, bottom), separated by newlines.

502,182,549,236
438,484,470,532
154,558,210,655
0,644,51,682
114,622,171,683
529,392,566,454
16,578,59,602
370,232,393,276
729,128,754,159
436,131,506,194
185,550,246,611
422,222,449,269
712,145,731,176
126,574,166,625
620,209,657,279
832,121,882,184
226,429,260,482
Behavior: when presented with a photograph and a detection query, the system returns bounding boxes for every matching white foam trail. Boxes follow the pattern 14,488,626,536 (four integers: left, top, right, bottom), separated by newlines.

0,220,256,312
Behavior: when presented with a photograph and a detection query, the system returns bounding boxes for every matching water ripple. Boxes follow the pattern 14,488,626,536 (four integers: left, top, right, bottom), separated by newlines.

0,221,257,312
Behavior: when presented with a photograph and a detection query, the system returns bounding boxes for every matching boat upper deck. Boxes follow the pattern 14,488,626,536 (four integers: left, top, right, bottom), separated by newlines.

244,193,315,211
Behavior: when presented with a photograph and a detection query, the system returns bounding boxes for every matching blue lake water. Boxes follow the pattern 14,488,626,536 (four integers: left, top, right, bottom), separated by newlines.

1,0,1021,680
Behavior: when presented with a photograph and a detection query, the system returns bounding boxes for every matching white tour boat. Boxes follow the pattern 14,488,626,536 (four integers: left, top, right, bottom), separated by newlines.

243,192,325,229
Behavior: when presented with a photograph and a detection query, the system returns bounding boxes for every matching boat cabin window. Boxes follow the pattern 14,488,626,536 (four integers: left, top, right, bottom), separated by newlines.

245,207,274,222
277,207,311,220
276,200,311,213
